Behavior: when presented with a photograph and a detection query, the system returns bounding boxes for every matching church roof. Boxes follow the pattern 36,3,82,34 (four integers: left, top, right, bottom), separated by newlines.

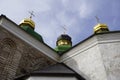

15,63,85,80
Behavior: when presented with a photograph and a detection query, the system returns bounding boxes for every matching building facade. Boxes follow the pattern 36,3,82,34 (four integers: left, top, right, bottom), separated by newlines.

0,14,120,80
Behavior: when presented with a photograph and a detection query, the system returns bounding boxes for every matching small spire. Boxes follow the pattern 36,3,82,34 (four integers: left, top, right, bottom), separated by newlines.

29,11,35,19
61,25,67,34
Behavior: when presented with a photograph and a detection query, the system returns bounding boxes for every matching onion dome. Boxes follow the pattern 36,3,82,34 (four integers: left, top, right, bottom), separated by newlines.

55,34,72,55
94,23,109,34
19,18,35,30
56,34,72,46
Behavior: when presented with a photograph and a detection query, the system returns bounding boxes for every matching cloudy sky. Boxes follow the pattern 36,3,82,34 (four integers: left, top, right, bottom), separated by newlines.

0,0,120,48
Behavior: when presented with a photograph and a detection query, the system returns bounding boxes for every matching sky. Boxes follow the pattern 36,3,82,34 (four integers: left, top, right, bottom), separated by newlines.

0,0,120,48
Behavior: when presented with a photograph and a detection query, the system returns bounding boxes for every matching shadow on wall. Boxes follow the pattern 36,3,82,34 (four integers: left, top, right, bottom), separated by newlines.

63,57,91,80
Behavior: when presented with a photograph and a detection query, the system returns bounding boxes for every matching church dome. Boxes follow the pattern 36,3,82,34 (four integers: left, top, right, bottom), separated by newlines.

56,34,72,46
94,23,109,33
19,18,35,29
55,34,72,55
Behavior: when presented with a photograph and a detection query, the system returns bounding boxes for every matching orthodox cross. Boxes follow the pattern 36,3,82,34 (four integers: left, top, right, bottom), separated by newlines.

29,11,35,19
61,25,67,34
95,16,100,23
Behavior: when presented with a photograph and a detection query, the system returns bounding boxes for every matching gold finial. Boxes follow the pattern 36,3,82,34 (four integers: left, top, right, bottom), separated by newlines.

29,11,35,19
61,25,67,34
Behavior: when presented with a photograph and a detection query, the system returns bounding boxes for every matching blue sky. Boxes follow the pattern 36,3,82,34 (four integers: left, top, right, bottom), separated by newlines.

0,0,120,48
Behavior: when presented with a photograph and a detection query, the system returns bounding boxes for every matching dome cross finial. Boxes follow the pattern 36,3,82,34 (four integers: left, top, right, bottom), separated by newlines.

61,25,67,34
95,16,100,23
29,11,35,19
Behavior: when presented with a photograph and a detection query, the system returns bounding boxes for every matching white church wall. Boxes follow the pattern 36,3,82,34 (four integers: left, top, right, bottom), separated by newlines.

61,36,107,80
97,33,120,80
61,32,120,80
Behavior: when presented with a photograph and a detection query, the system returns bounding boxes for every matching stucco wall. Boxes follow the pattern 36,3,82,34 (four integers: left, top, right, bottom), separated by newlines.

97,33,120,80
61,32,120,80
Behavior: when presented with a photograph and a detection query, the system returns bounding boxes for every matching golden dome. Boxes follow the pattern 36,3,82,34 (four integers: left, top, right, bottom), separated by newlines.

19,18,35,29
57,34,72,46
94,23,109,33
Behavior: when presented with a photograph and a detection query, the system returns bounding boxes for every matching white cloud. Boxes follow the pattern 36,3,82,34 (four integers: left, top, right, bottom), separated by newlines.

79,3,93,18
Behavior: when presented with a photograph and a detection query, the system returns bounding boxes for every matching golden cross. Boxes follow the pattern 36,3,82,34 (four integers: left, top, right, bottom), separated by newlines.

95,16,100,23
61,25,67,34
29,11,35,19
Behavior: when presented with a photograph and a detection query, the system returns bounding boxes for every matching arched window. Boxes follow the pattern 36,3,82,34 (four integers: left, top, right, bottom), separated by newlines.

0,38,16,59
